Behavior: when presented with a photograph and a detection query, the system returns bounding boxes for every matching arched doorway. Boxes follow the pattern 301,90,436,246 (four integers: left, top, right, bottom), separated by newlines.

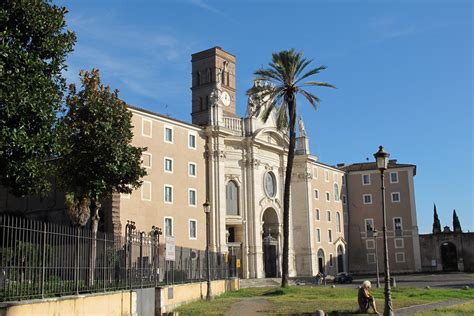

317,249,325,274
337,245,345,273
441,242,458,272
262,208,279,278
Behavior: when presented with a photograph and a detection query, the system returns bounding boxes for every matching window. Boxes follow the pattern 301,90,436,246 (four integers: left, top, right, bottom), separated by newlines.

326,192,330,202
313,167,318,179
324,170,329,182
164,157,173,173
394,218,402,236
367,253,376,264
164,126,173,143
363,194,372,204
189,189,197,206
188,162,197,177
342,175,345,185
366,239,375,250
342,195,347,205
196,72,201,86
141,118,152,137
328,229,333,242
362,174,371,185
164,217,173,237
327,210,331,222
141,181,151,201
390,172,399,183
394,238,404,249
334,183,340,201
314,189,319,200
329,254,333,266
365,218,374,232
264,172,277,198
391,192,400,203
142,152,152,168
188,133,196,149
316,228,321,242
395,252,405,263
315,209,320,221
164,185,173,203
226,181,239,215
336,212,341,233
189,220,197,239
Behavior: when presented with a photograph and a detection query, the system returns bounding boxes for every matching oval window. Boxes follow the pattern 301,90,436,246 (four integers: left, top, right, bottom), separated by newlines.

264,172,277,198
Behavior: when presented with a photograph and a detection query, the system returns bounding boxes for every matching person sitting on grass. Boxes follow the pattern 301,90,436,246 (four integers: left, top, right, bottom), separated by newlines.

358,280,379,314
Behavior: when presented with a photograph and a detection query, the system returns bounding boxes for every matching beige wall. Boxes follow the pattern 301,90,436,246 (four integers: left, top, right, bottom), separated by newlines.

119,108,207,250
0,291,136,316
344,167,420,273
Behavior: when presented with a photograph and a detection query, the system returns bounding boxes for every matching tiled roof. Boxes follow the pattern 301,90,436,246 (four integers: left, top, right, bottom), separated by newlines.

339,161,416,175
127,104,204,130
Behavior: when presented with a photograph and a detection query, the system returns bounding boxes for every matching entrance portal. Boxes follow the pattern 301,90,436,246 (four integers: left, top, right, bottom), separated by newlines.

337,245,344,273
317,249,325,273
262,208,279,278
441,242,458,272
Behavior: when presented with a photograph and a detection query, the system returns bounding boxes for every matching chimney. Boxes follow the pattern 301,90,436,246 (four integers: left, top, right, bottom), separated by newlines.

337,163,345,168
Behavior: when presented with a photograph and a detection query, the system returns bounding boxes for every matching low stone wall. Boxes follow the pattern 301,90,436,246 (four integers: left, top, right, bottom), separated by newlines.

0,290,136,316
157,278,240,314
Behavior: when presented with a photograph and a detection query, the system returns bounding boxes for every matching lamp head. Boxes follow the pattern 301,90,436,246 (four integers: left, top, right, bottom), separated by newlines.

373,145,390,171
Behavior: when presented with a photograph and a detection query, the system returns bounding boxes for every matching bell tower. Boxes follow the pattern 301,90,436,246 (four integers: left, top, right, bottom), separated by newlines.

191,47,237,126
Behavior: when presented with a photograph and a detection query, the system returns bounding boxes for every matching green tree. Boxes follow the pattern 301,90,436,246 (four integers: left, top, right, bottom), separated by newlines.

432,203,441,233
247,49,335,287
0,0,75,196
453,209,462,233
58,69,146,284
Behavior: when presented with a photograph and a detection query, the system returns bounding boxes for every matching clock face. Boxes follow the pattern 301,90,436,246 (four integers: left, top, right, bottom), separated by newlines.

221,91,231,106
264,172,277,198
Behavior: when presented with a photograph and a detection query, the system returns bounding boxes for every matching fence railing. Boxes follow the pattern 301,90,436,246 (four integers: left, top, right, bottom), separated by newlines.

0,215,233,302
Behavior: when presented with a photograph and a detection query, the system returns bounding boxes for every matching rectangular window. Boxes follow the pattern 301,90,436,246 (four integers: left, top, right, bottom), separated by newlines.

391,192,400,203
142,152,152,168
325,170,329,182
342,175,345,185
164,217,173,237
326,191,330,202
164,157,173,173
362,174,371,185
342,195,347,205
314,189,319,200
394,218,402,236
367,253,376,264
316,228,321,242
189,219,197,239
188,162,197,177
366,239,375,250
327,210,331,222
315,209,320,221
164,126,173,143
390,172,399,183
394,238,404,249
365,218,374,232
141,181,151,201
188,133,197,149
329,254,333,266
395,252,405,263
189,189,197,206
141,118,152,137
328,229,333,242
164,185,173,203
363,194,372,204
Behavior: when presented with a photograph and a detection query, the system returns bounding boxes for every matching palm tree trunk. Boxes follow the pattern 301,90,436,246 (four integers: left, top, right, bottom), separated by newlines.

88,198,100,287
282,95,297,288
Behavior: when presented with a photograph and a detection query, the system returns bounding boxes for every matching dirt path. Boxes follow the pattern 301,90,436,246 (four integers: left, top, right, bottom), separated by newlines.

227,297,273,315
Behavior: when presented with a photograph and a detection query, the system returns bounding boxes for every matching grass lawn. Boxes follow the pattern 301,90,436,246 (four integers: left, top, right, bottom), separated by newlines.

175,286,474,315
414,301,474,316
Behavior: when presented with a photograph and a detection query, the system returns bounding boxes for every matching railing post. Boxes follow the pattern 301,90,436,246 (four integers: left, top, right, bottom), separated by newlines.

140,232,144,289
103,233,107,292
41,222,46,299
75,226,79,295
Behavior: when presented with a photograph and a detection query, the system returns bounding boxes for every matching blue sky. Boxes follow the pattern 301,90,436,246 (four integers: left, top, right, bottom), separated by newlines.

57,0,473,233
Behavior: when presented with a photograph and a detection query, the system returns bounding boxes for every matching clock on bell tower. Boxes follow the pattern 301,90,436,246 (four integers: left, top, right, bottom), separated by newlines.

191,47,237,126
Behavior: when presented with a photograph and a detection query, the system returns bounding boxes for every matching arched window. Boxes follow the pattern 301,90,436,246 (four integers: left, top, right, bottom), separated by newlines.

221,70,225,85
334,183,340,201
226,181,239,215
336,212,341,233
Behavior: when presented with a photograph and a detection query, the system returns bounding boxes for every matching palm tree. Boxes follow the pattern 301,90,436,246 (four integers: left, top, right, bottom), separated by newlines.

247,49,335,287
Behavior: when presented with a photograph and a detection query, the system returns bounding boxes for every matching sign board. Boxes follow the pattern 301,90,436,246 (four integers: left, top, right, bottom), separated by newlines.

165,236,175,261
236,259,241,268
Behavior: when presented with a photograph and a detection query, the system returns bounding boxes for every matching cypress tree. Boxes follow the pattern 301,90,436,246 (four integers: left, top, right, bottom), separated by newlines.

453,209,462,233
433,204,441,233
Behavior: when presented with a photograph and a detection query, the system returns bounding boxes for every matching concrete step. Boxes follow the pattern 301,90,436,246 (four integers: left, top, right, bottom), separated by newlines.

240,278,282,288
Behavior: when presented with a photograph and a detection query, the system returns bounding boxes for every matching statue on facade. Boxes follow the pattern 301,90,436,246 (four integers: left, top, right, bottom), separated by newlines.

298,116,307,137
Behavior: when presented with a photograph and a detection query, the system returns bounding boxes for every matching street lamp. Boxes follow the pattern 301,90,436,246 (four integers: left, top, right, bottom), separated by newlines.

373,146,394,316
203,200,213,300
373,230,380,289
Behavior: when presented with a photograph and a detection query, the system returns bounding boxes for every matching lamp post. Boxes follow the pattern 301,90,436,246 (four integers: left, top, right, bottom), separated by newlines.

203,200,213,300
373,230,380,289
373,146,394,316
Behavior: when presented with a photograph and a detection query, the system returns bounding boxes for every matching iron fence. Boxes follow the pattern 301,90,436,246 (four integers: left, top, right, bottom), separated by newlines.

0,214,233,302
